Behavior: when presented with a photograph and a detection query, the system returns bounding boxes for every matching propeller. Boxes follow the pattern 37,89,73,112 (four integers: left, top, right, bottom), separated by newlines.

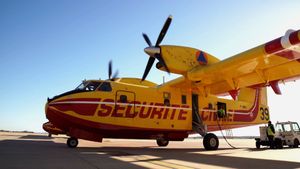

155,15,172,47
141,15,172,81
142,33,152,47
108,60,118,81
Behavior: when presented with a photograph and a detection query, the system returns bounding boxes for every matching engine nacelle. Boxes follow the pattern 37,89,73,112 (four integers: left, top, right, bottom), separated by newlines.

159,45,220,74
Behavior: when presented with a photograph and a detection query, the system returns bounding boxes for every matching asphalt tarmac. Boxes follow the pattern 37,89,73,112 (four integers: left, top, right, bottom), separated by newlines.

0,132,300,169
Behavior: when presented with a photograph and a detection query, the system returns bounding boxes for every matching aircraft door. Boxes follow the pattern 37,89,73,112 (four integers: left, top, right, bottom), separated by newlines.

192,94,206,136
115,90,136,118
192,94,200,123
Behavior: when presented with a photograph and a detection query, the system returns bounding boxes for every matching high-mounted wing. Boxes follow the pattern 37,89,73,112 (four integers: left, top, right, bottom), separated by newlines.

187,30,300,97
164,30,300,98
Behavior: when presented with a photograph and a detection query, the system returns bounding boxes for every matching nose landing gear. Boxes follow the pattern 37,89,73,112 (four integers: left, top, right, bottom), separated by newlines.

156,138,169,147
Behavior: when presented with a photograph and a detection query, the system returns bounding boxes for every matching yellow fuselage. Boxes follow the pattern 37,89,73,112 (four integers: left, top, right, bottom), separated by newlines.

45,78,269,141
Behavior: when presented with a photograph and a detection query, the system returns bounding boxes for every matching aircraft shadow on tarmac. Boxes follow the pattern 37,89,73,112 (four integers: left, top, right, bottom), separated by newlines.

0,139,299,169
77,146,300,169
19,135,54,140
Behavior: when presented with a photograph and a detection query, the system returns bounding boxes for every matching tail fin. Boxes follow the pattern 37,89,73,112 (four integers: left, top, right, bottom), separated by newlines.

238,87,268,106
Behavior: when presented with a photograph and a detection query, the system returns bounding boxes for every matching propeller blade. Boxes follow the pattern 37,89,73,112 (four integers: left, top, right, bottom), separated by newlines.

142,57,155,81
155,54,170,73
142,33,152,47
108,60,112,80
112,70,119,80
155,15,172,46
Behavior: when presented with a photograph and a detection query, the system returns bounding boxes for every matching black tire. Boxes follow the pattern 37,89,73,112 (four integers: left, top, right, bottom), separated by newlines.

156,138,169,147
275,138,283,149
67,137,78,148
203,133,219,150
256,141,261,149
293,139,299,148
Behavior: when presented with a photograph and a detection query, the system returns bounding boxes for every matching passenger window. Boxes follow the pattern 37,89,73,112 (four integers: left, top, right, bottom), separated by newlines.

208,103,213,109
120,95,127,103
164,99,170,106
181,95,187,104
98,82,112,92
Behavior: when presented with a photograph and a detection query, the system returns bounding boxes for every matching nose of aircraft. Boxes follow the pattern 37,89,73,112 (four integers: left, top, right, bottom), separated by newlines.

45,95,60,121
45,101,52,119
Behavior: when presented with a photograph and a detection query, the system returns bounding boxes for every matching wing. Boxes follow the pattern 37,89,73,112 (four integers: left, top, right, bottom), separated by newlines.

165,30,300,97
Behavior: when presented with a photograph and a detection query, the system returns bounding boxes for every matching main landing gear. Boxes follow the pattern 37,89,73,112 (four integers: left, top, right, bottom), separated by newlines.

156,138,169,147
203,133,219,150
67,137,78,148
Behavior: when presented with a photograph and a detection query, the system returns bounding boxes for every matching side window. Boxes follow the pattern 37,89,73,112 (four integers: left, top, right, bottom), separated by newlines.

292,123,300,132
86,82,101,91
120,95,127,103
276,124,283,132
283,124,291,132
208,103,213,109
181,95,187,104
164,99,170,106
163,92,171,106
98,82,112,92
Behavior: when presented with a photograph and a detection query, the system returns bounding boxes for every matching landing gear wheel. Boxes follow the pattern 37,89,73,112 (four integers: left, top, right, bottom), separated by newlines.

156,138,169,147
203,133,219,150
67,137,78,148
293,139,299,148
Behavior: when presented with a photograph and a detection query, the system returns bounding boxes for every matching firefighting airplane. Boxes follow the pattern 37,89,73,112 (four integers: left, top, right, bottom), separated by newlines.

43,15,300,150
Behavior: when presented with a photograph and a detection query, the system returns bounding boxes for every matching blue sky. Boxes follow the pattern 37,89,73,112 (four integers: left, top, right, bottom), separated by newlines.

1,0,300,135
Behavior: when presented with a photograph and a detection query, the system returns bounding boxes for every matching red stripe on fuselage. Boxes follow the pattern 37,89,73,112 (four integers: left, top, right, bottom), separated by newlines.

51,98,101,102
232,89,260,122
49,98,190,121
50,98,101,116
208,124,259,132
46,106,189,140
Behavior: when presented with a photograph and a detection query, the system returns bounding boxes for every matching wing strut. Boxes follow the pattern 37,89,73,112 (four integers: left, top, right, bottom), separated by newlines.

228,90,240,100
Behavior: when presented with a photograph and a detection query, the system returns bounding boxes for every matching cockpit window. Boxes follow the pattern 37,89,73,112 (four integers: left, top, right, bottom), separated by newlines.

75,81,101,91
98,82,112,92
76,82,86,90
87,82,101,91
